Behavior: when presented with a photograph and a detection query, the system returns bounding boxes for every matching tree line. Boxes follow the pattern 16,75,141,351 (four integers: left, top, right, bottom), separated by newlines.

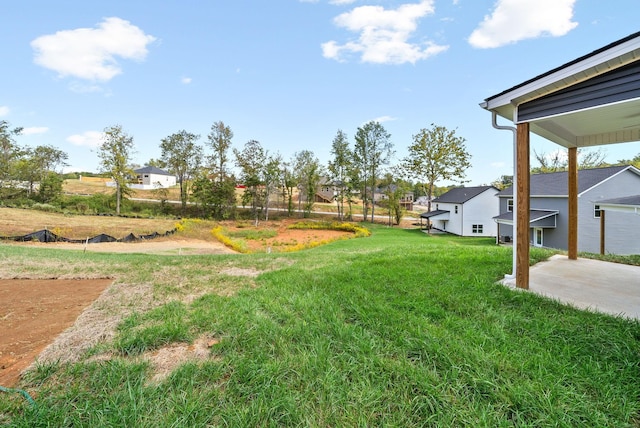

4,117,638,221
100,121,476,222
1,118,474,223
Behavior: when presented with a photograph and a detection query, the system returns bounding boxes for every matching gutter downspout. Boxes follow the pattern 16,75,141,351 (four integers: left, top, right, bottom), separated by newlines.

491,111,517,280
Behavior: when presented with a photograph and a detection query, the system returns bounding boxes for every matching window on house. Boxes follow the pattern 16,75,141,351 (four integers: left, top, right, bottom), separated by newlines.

436,204,439,210
472,224,483,234
594,204,602,218
507,199,514,212
455,205,458,214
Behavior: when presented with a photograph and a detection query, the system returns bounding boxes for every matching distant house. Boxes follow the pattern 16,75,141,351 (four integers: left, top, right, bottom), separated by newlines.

133,166,176,189
373,185,414,210
315,177,336,203
420,186,499,236
494,165,640,254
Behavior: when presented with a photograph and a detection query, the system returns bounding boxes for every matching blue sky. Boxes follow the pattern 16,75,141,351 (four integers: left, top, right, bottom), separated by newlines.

2,0,639,185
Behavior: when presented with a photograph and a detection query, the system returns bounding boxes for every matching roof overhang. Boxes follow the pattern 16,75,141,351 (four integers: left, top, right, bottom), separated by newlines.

420,210,450,220
596,195,640,214
494,209,559,228
480,32,640,148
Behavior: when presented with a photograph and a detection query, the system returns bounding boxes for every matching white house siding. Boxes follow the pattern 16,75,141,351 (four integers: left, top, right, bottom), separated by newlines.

435,202,462,234
142,172,176,188
579,172,640,255
461,192,498,237
434,189,498,237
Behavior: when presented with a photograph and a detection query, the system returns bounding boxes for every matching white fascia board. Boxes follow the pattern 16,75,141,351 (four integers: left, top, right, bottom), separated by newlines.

482,39,640,113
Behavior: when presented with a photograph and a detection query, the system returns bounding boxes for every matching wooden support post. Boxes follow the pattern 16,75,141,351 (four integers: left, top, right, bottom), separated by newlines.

516,122,530,289
568,147,578,260
600,209,606,255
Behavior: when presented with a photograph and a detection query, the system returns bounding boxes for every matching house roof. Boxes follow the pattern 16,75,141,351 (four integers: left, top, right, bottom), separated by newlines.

480,31,640,148
598,195,640,206
135,166,171,175
433,186,498,204
497,165,638,197
493,209,559,226
420,209,450,219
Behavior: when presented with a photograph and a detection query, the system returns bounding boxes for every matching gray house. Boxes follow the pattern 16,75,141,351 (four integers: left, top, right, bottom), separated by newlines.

494,165,640,254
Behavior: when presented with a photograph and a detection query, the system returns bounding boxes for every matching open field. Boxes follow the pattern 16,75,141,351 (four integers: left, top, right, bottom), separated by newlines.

1,217,639,426
61,178,428,219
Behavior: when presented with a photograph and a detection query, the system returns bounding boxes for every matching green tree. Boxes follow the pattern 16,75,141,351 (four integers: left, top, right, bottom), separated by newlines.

97,125,135,214
281,160,297,217
353,121,394,222
531,147,607,173
378,172,410,226
0,120,23,197
263,153,282,221
200,121,237,219
614,153,640,169
400,124,471,214
145,158,167,169
234,140,267,224
491,175,513,190
160,130,202,214
327,129,353,221
207,121,233,180
37,171,64,203
293,150,323,218
17,145,68,197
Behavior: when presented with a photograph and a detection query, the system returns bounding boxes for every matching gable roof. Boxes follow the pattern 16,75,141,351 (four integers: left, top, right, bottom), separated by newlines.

497,165,639,197
135,166,172,176
433,186,498,204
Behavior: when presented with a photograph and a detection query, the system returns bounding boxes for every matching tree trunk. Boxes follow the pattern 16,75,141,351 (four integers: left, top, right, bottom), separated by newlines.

116,182,121,215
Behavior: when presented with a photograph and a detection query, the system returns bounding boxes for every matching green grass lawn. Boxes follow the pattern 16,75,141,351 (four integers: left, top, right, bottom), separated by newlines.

1,225,639,427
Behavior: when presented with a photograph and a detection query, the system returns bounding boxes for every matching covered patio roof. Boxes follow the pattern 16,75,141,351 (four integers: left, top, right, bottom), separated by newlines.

480,31,640,289
481,31,640,149
597,195,640,214
420,209,450,220
494,209,558,228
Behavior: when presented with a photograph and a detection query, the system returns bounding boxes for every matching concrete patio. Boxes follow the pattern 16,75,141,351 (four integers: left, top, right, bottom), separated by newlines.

501,254,640,321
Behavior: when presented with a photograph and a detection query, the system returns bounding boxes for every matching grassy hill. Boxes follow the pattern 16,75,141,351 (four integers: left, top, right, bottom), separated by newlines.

1,226,638,426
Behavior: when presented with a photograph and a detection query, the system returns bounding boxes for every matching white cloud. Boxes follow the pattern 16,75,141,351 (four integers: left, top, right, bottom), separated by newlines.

490,161,505,168
68,82,108,94
31,17,156,81
372,115,397,124
67,131,104,148
468,0,578,49
322,1,448,64
181,77,192,84
22,127,49,135
330,0,356,5
0,106,9,116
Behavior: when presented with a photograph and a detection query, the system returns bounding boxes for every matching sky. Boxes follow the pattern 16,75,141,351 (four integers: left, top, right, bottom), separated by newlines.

2,0,639,186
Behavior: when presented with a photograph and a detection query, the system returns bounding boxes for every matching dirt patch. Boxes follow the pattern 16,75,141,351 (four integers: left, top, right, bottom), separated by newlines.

0,218,366,388
0,279,112,387
10,237,237,255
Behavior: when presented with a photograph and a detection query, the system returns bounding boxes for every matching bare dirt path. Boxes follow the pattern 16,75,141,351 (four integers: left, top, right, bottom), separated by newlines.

0,279,113,387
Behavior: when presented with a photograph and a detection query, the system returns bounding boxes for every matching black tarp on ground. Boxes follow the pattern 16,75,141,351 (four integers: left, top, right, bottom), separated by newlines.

0,228,178,243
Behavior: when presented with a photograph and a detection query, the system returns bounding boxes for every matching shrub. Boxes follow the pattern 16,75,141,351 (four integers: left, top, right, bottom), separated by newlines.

31,203,60,213
288,220,371,237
